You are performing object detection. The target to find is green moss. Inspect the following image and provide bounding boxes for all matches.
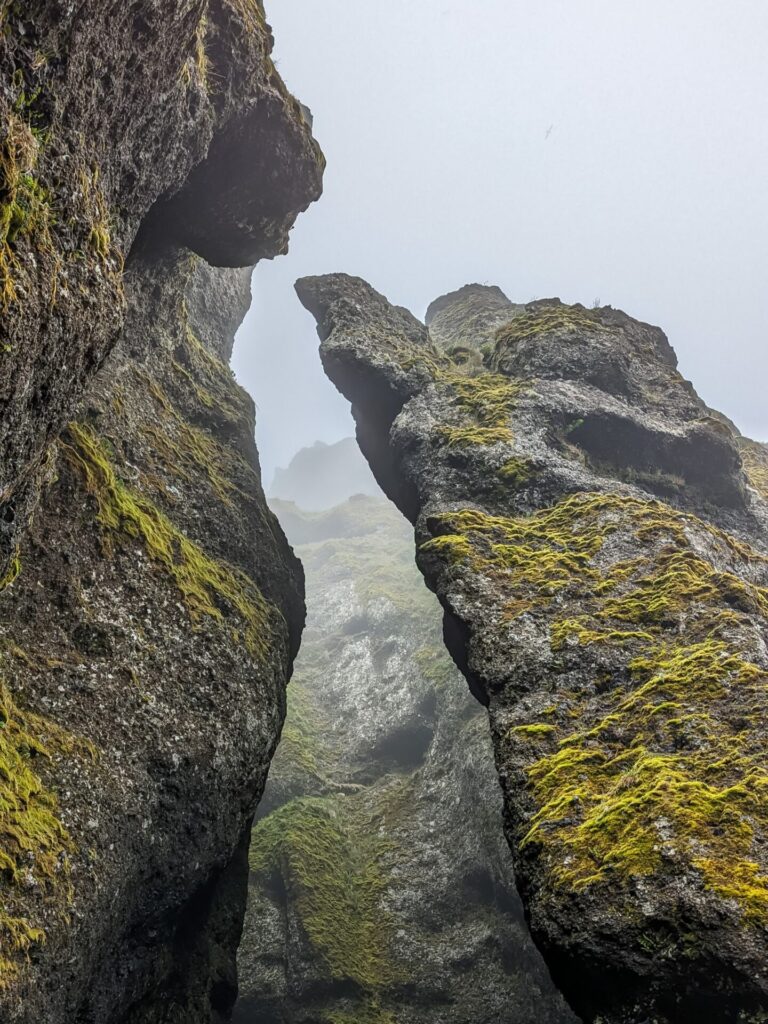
[249,797,397,990]
[435,371,523,448]
[0,551,20,591]
[62,422,277,660]
[494,304,606,350]
[422,492,768,922]
[498,457,535,486]
[0,679,92,985]
[0,111,52,309]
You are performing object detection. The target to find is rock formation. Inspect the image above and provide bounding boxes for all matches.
[0,3,323,1020]
[269,437,382,511]
[235,483,576,1024]
[297,274,768,1024]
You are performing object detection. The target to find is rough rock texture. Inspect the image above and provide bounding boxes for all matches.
[0,0,323,577]
[298,274,768,1024]
[234,485,576,1024]
[0,2,323,1018]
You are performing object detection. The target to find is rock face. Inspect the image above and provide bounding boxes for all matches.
[0,3,323,1020]
[234,484,576,1024]
[0,0,323,578]
[297,275,768,1024]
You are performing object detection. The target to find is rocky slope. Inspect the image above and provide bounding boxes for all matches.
[0,3,323,1020]
[234,487,576,1024]
[297,275,768,1024]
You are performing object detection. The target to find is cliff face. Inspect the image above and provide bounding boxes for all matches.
[297,275,768,1024]
[235,489,576,1024]
[0,0,323,578]
[0,3,323,1020]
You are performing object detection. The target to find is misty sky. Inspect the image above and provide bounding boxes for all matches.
[232,0,768,485]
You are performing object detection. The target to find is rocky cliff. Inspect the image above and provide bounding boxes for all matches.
[0,3,323,1020]
[297,275,768,1024]
[234,488,577,1024]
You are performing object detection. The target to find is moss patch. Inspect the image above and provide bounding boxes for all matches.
[494,303,607,350]
[0,679,90,986]
[62,422,277,660]
[250,797,397,990]
[422,492,768,921]
[739,438,768,500]
[0,110,52,309]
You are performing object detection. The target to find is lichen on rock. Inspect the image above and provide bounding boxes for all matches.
[298,274,768,1024]
[235,486,576,1024]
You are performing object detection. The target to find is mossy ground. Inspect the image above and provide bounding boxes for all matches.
[423,492,768,922]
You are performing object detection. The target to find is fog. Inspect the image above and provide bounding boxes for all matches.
[232,0,768,484]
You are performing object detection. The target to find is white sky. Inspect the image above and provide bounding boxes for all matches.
[233,0,768,483]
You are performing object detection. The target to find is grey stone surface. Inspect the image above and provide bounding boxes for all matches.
[298,273,768,1023]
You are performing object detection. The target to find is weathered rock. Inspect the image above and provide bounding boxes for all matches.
[0,2,324,1014]
[0,0,323,575]
[269,437,382,510]
[298,274,768,1024]
[235,485,577,1024]
[0,246,306,1022]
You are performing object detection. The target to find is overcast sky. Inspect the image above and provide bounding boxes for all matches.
[233,0,768,484]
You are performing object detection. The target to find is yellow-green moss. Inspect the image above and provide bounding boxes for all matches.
[512,723,556,738]
[171,322,252,425]
[435,371,523,448]
[324,1003,396,1024]
[141,373,244,508]
[250,797,397,990]
[275,677,339,787]
[498,457,535,487]
[0,551,20,591]
[739,438,768,500]
[0,679,88,985]
[0,111,52,309]
[62,422,277,660]
[422,492,768,921]
[494,304,607,349]
[78,165,119,268]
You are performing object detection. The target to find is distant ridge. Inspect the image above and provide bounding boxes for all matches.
[269,437,382,511]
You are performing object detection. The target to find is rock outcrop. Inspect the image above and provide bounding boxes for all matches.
[0,3,323,1020]
[298,274,768,1024]
[235,485,576,1024]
